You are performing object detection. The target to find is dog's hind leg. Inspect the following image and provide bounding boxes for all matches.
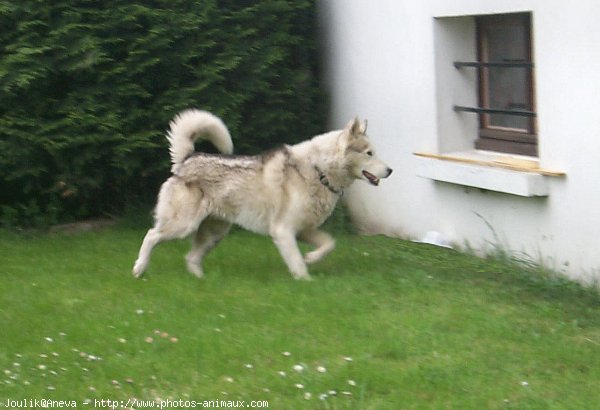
[270,226,311,280]
[133,177,209,277]
[133,227,165,278]
[186,218,231,278]
[133,220,205,278]
[299,229,336,265]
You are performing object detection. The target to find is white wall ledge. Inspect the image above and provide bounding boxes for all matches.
[414,151,564,197]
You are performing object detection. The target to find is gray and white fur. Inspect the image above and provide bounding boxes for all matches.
[133,109,392,280]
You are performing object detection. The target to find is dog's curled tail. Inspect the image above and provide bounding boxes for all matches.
[166,109,233,172]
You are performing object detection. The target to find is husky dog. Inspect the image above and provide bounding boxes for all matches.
[133,109,392,280]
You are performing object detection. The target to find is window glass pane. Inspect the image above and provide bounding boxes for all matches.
[485,21,530,130]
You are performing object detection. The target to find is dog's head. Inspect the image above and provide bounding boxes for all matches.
[339,117,393,186]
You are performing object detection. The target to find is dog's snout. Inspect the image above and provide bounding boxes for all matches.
[385,167,393,177]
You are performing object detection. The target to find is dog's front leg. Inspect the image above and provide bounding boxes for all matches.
[300,229,335,265]
[270,227,312,280]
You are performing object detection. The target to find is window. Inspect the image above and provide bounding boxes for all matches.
[454,13,537,156]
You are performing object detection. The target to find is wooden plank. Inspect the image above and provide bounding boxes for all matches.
[414,152,566,177]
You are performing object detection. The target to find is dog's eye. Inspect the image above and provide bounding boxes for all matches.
[366,150,373,156]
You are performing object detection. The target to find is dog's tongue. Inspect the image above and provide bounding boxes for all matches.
[362,171,380,186]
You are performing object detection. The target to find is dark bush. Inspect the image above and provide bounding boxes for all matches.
[0,0,326,227]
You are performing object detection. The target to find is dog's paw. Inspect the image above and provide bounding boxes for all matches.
[132,262,145,278]
[304,251,322,265]
[186,263,205,279]
[293,273,314,281]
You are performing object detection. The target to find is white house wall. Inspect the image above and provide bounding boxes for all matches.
[318,0,600,282]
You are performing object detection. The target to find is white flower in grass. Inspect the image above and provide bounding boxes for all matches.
[294,383,304,389]
[328,390,337,396]
[244,363,253,369]
[224,376,234,383]
[316,366,327,373]
[520,381,529,387]
[343,356,353,362]
[342,391,352,396]
[136,309,144,315]
[277,371,286,377]
[45,337,54,343]
[47,386,55,391]
[303,392,312,400]
[347,379,357,386]
[282,351,291,357]
[293,364,304,373]
[318,393,328,400]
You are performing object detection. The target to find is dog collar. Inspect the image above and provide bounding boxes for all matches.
[315,167,343,196]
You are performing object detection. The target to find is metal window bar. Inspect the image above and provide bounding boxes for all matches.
[454,105,536,117]
[453,60,536,117]
[453,61,534,68]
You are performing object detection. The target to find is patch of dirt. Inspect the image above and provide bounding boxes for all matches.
[49,218,117,234]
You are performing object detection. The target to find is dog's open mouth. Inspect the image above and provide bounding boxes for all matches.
[362,170,380,186]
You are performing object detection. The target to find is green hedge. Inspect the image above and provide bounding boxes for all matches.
[0,0,326,227]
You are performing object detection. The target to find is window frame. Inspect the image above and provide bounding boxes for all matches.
[474,12,537,156]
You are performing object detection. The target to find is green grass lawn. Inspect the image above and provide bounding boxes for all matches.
[1,222,599,409]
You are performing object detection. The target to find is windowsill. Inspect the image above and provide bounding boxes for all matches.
[414,150,565,197]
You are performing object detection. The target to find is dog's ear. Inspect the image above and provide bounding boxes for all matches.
[360,119,368,134]
[345,117,362,137]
